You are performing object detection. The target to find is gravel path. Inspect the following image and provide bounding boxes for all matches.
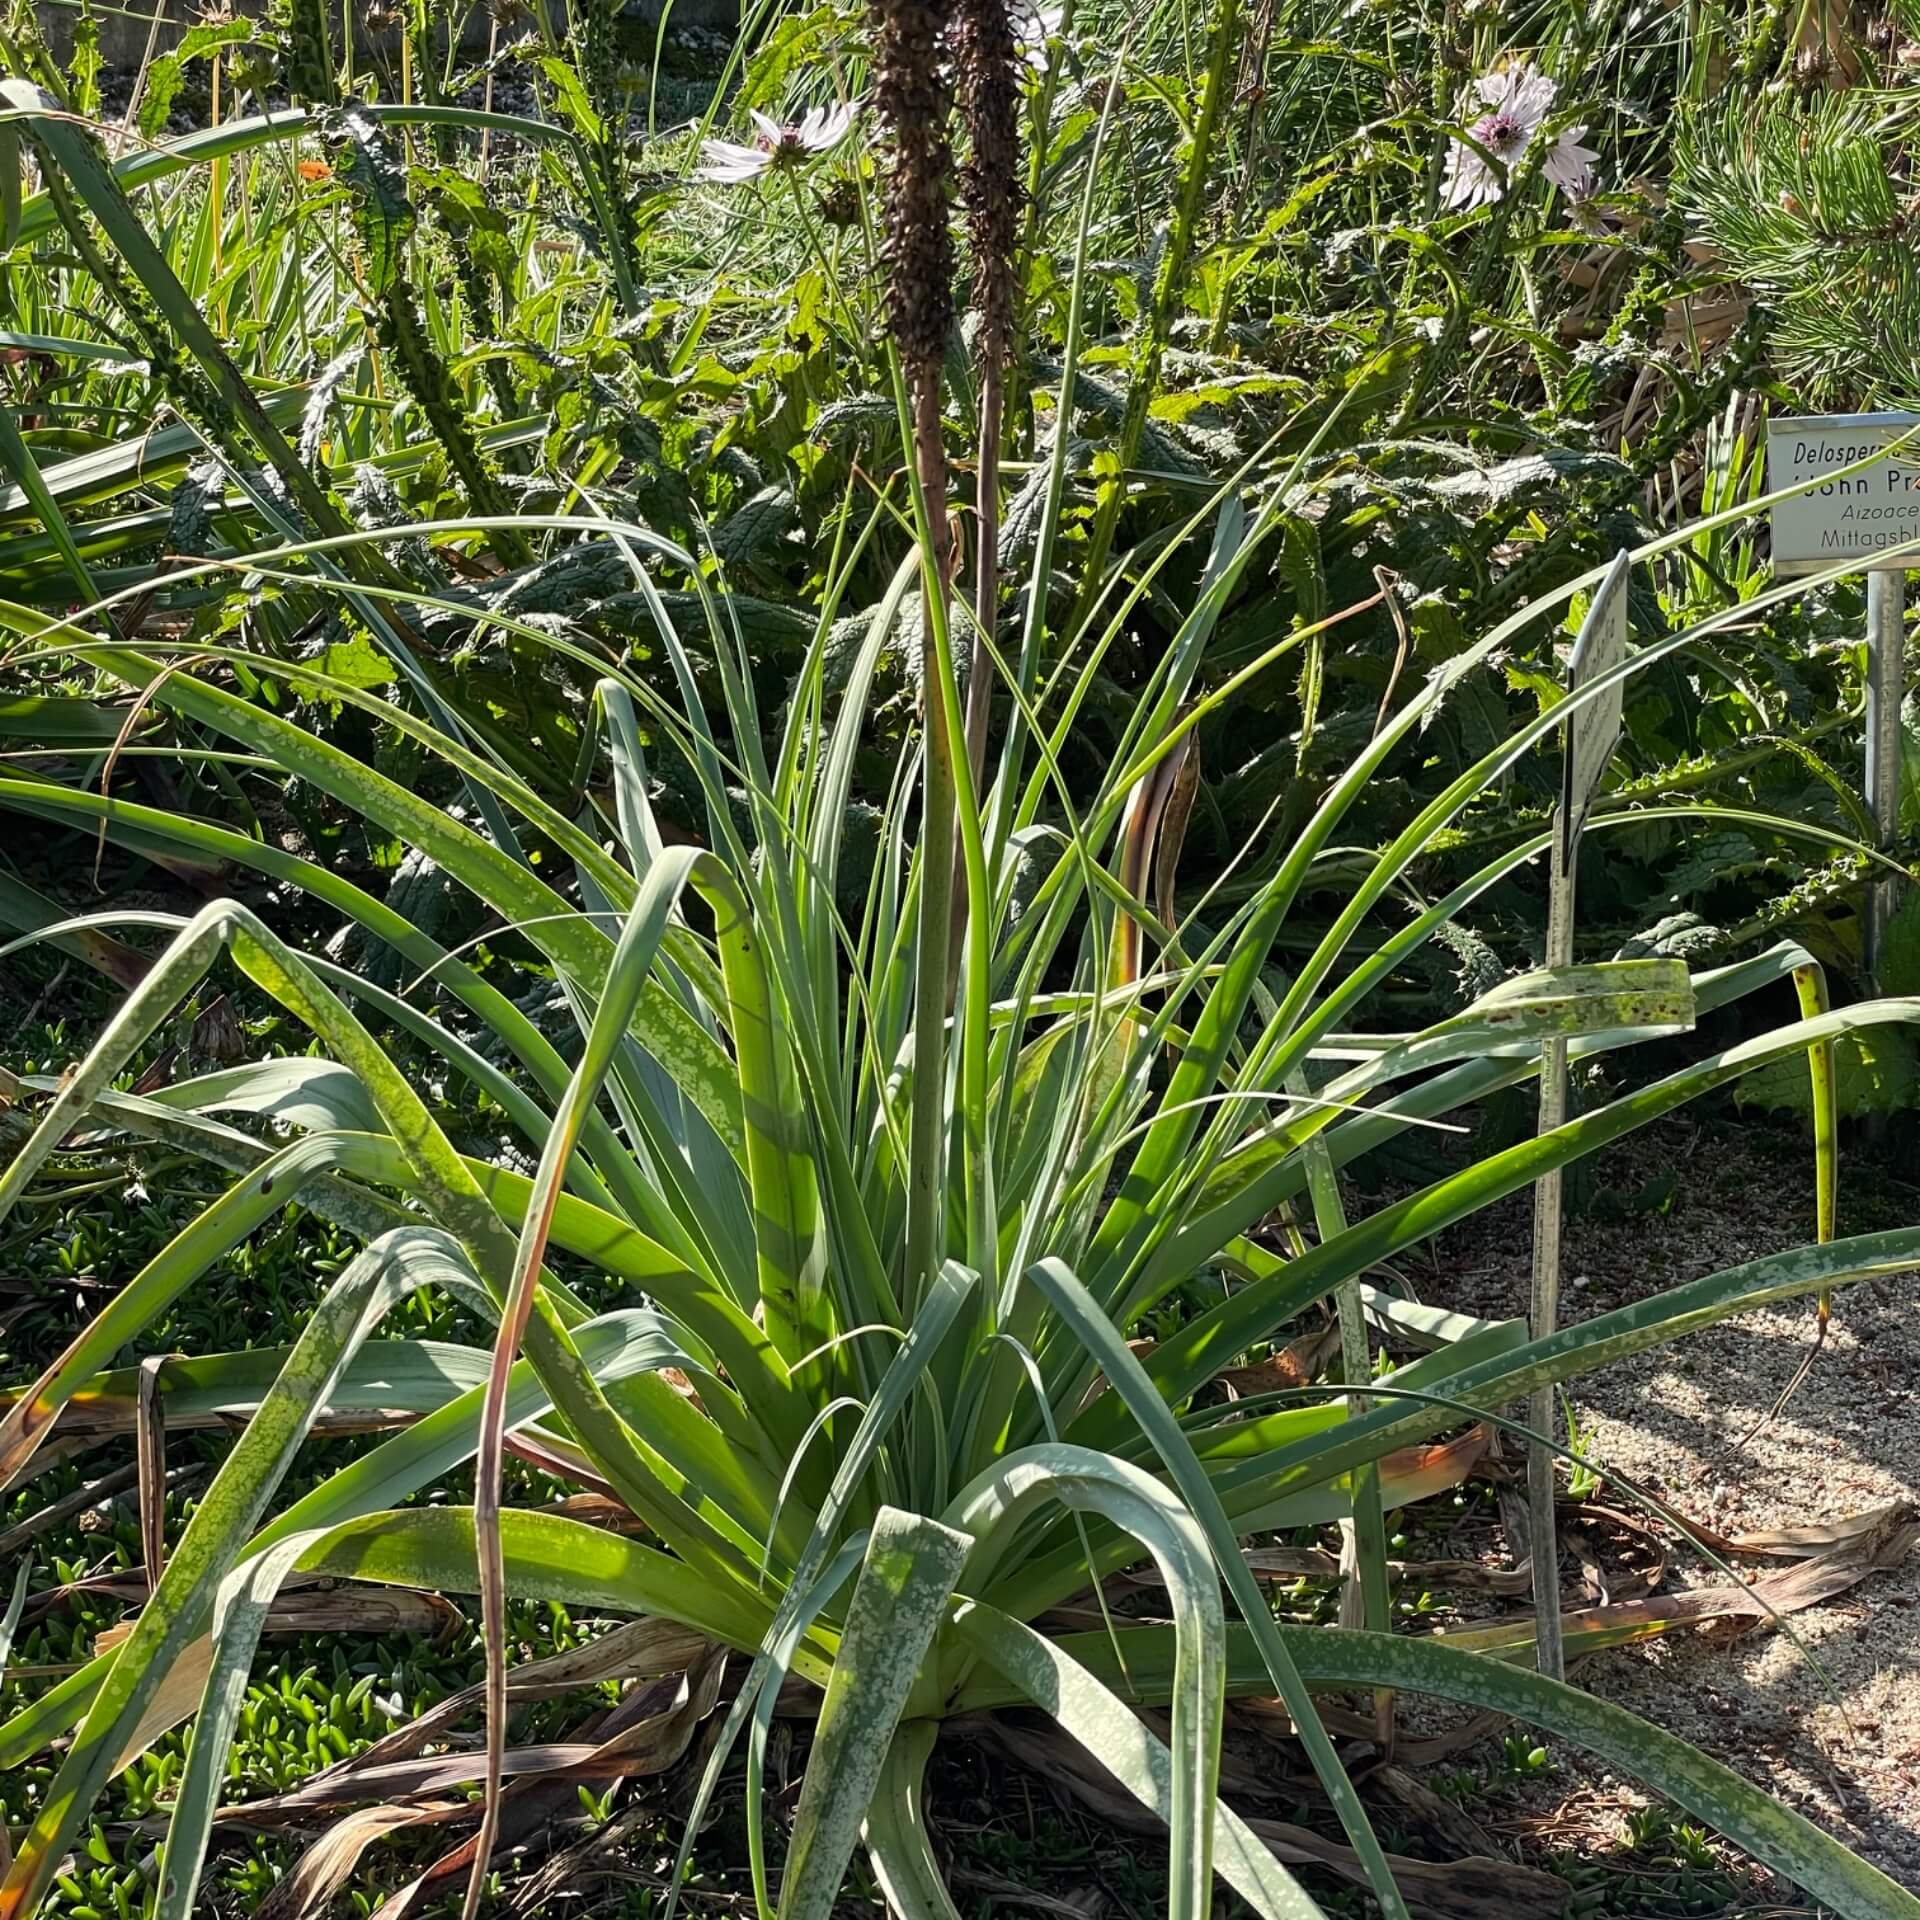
[1414,1119,1920,1890]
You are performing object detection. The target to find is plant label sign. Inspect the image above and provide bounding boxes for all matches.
[1767,412,1920,572]
[1561,550,1629,847]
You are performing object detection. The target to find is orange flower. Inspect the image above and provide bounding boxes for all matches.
[297,158,331,183]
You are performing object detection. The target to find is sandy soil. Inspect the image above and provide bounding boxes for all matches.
[1410,1118,1920,1890]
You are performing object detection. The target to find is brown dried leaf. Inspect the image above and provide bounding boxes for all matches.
[111,1633,212,1776]
[231,1743,614,1816]
[0,1387,425,1467]
[257,1802,467,1920]
[1439,1501,1919,1658]
[382,1651,727,1920]
[52,1575,458,1643]
[1153,732,1200,935]
[657,1365,704,1411]
[1215,1324,1340,1398]
[544,1491,649,1532]
[1071,1338,1159,1416]
[0,1461,207,1561]
[134,1355,171,1586]
[1708,1498,1913,1561]
[952,1866,1107,1916]
[1369,1765,1513,1865]
[502,1429,622,1499]
[315,1614,710,1776]
[91,1589,459,1777]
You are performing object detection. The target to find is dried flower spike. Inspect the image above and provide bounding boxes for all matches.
[951,0,1024,791]
[953,0,1022,374]
[871,0,957,378]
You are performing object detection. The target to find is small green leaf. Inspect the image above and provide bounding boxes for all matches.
[326,108,416,296]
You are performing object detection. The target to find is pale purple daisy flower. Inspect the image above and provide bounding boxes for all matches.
[696,101,859,184]
[1544,123,1599,201]
[1441,65,1595,210]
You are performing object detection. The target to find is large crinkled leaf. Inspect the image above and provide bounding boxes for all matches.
[324,108,416,295]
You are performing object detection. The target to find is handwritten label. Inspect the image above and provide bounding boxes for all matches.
[1768,414,1920,572]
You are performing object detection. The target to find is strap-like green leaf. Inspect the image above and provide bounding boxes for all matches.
[952,1601,1322,1920]
[962,1624,1920,1920]
[944,1443,1231,1920]
[0,1130,380,1486]
[37,654,748,1159]
[1023,1258,1409,1920]
[1116,999,1920,1422]
[862,1723,964,1920]
[0,1228,468,1919]
[778,1510,973,1920]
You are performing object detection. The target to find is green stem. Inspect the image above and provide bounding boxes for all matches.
[781,170,866,364]
[1065,0,1239,638]
[893,355,959,1312]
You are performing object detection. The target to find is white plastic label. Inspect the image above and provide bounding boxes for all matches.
[1768,413,1920,572]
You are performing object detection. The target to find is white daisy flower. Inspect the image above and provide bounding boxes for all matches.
[696,101,859,184]
[1014,0,1066,70]
[1441,65,1593,210]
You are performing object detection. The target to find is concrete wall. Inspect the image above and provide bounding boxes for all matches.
[35,2,736,71]
[38,3,461,67]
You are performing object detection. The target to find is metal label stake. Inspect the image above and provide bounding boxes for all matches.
[1864,568,1906,980]
[1528,549,1628,1683]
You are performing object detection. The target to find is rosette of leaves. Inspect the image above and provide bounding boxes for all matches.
[0,487,1914,1920]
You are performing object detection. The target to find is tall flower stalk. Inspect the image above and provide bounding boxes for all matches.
[872,0,956,514]
[870,0,964,1301]
[953,0,1022,790]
